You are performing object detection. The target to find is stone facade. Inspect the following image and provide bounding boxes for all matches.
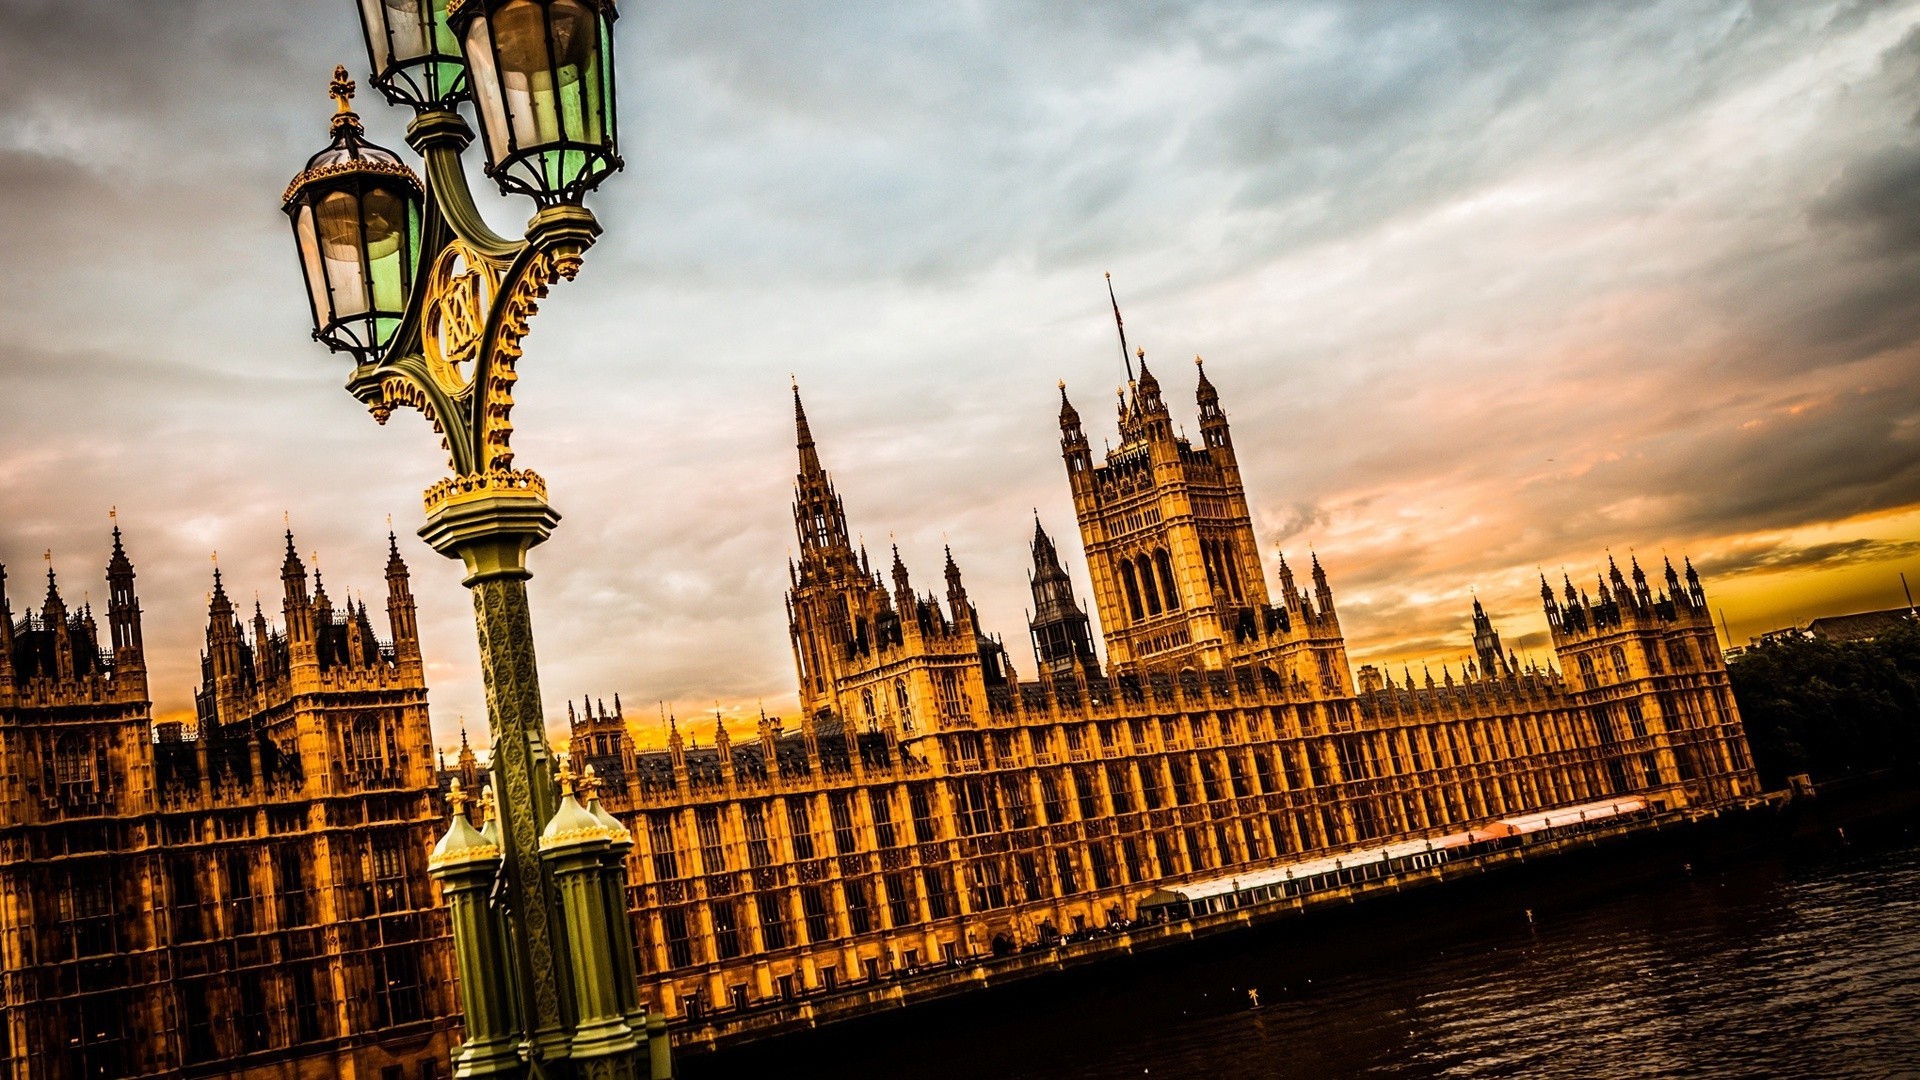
[0,530,456,1079]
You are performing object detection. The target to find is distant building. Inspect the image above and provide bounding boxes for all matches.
[1806,607,1916,643]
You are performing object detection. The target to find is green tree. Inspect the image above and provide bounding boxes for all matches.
[1728,619,1920,787]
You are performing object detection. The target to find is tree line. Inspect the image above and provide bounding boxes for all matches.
[1728,618,1920,788]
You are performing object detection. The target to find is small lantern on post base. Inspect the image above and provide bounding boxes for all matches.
[449,0,621,205]
[282,67,425,362]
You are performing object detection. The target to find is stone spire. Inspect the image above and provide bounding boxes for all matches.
[790,381,854,568]
[385,530,422,672]
[105,519,144,665]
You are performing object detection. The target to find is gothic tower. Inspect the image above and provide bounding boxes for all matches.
[1026,517,1101,682]
[1471,597,1510,679]
[1061,283,1307,676]
[0,532,160,1077]
[784,385,998,752]
[1543,556,1758,805]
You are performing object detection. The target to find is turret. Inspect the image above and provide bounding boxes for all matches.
[205,566,246,699]
[457,725,480,790]
[1059,383,1091,476]
[0,564,14,696]
[1027,517,1101,682]
[1630,556,1652,608]
[1684,557,1705,607]
[890,545,912,611]
[667,714,686,785]
[1310,552,1334,615]
[44,565,74,681]
[1277,552,1301,610]
[1471,597,1509,678]
[105,523,143,668]
[1195,356,1230,450]
[1664,557,1683,601]
[943,546,969,626]
[385,531,423,674]
[713,714,733,785]
[1541,574,1561,630]
[1134,354,1166,420]
[281,532,319,677]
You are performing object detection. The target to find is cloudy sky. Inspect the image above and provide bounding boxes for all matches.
[5,1,1920,754]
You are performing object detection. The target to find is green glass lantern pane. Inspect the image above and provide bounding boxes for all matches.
[600,9,616,137]
[551,1,597,140]
[494,1,561,150]
[317,190,371,319]
[431,0,460,55]
[406,199,423,279]
[362,187,411,316]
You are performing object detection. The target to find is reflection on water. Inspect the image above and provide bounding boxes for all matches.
[692,831,1920,1080]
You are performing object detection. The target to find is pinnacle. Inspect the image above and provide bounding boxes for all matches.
[792,381,814,450]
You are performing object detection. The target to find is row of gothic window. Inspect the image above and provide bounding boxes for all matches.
[1119,549,1180,623]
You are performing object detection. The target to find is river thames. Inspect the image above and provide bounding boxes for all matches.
[692,821,1920,1079]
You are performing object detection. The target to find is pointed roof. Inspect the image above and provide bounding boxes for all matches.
[792,379,826,483]
[43,561,65,618]
[1031,514,1060,568]
[1135,350,1159,393]
[108,521,133,577]
[1058,380,1081,427]
[386,530,408,576]
[209,564,234,620]
[1194,354,1215,392]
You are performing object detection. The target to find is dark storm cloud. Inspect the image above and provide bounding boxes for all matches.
[5,2,1920,739]
[1697,536,1920,577]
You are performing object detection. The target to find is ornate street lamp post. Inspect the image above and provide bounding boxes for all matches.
[281,3,661,1077]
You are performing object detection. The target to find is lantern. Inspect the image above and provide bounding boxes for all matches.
[358,0,470,109]
[449,0,621,204]
[282,67,425,361]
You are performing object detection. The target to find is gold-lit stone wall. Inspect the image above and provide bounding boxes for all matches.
[0,533,456,1079]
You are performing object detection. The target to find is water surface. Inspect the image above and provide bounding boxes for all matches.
[693,829,1920,1079]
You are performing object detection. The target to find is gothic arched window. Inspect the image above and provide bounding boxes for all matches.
[1120,563,1144,622]
[53,735,97,803]
[1154,549,1180,611]
[1609,646,1629,681]
[345,715,386,779]
[1138,556,1163,617]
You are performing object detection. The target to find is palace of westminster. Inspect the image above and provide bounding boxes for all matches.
[0,339,1760,1076]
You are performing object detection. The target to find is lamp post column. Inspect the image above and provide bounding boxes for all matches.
[420,486,576,1068]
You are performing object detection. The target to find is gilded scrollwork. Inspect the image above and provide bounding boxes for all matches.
[480,249,563,475]
[422,240,506,397]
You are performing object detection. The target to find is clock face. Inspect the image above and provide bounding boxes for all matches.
[422,240,500,396]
